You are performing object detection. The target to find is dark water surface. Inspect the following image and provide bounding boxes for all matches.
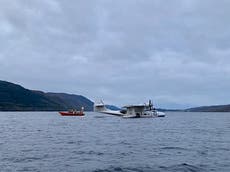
[0,112,230,172]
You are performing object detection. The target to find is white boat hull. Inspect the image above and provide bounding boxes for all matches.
[122,114,157,118]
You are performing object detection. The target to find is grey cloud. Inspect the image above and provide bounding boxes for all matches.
[0,0,230,108]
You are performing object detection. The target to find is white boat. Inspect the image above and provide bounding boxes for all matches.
[122,100,165,118]
[94,100,165,118]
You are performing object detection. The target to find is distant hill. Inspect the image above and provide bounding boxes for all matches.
[156,108,183,112]
[46,92,93,111]
[186,104,230,112]
[0,80,93,111]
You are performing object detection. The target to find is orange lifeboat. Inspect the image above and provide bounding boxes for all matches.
[59,107,84,116]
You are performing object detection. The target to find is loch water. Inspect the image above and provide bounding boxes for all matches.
[0,112,230,172]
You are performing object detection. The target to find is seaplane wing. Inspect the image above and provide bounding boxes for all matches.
[94,101,123,116]
[100,109,123,116]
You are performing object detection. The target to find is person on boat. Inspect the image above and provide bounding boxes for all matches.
[68,109,75,113]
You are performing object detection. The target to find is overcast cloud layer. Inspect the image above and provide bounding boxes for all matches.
[1,0,230,108]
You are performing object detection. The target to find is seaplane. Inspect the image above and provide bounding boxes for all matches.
[94,100,165,118]
[93,100,123,116]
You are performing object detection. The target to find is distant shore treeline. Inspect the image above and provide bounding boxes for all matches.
[185,105,230,112]
[0,80,93,111]
[1,80,230,112]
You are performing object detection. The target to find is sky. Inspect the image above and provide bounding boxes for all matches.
[0,0,230,109]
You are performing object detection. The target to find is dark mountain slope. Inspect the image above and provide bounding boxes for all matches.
[0,81,63,111]
[186,104,230,112]
[0,80,93,111]
[46,93,93,111]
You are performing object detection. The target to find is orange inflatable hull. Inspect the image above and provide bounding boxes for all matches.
[59,111,84,116]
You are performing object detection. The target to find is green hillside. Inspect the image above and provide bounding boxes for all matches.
[0,80,93,111]
[186,104,230,112]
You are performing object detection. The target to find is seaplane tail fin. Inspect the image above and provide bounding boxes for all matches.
[94,100,108,112]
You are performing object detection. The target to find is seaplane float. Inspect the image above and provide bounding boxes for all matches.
[94,100,165,118]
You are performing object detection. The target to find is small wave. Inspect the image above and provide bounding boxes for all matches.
[197,150,208,156]
[92,166,153,172]
[13,157,42,163]
[88,150,104,156]
[17,167,40,172]
[72,150,104,156]
[160,163,204,172]
[21,149,34,153]
[94,116,108,119]
[67,141,76,144]
[3,154,49,163]
[214,147,230,151]
[161,146,189,151]
[91,164,204,172]
[119,140,132,146]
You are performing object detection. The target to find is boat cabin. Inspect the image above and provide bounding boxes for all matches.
[123,104,146,117]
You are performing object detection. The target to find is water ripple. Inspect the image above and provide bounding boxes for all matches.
[93,164,204,172]
[0,112,230,172]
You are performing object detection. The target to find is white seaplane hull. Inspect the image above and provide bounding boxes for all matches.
[94,100,165,118]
